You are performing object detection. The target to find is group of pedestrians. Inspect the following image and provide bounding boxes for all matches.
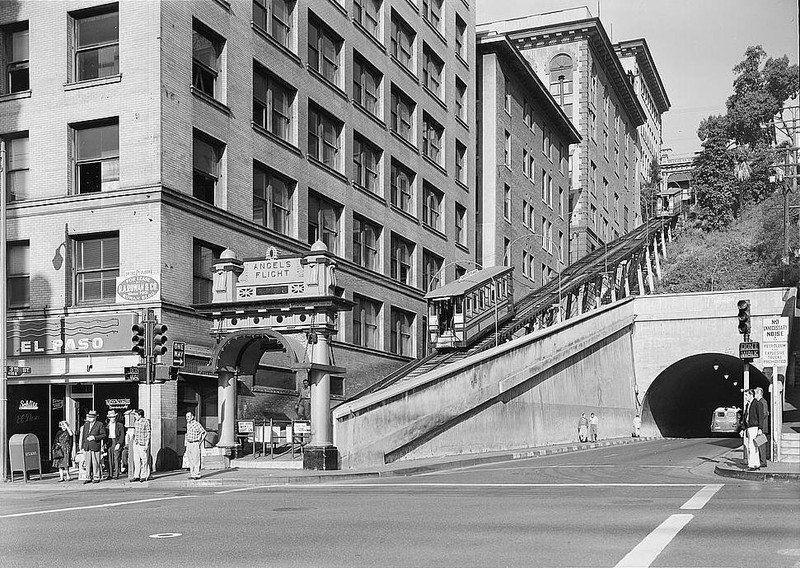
[576,412,601,442]
[741,387,770,471]
[50,408,154,484]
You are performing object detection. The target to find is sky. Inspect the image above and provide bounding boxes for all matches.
[476,0,800,157]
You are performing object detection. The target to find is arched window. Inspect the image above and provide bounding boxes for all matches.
[549,54,574,118]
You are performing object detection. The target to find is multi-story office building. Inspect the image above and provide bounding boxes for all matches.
[614,39,671,224]
[478,8,648,263]
[1,0,475,465]
[476,34,580,296]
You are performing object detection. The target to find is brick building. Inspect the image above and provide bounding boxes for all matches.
[1,0,475,467]
[478,8,649,263]
[476,34,580,297]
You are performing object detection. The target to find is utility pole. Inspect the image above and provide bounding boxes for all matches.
[1,140,7,482]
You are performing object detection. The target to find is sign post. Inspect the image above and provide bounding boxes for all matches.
[762,316,789,462]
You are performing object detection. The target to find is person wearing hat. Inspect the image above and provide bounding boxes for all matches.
[105,410,125,480]
[78,410,107,484]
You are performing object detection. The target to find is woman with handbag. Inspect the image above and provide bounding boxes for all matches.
[53,420,74,482]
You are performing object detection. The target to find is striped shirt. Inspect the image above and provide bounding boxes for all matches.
[134,417,151,446]
[186,419,206,443]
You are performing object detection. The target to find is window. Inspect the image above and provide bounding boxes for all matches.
[192,20,224,99]
[559,231,565,263]
[72,8,118,82]
[504,131,511,166]
[422,114,443,165]
[543,126,550,157]
[7,241,29,308]
[549,54,573,118]
[522,198,529,227]
[3,23,28,93]
[75,234,119,304]
[455,203,466,245]
[74,120,119,194]
[590,204,597,229]
[422,0,442,31]
[353,54,381,117]
[423,46,443,98]
[603,177,609,209]
[455,15,466,59]
[354,0,381,38]
[522,149,529,178]
[504,75,511,114]
[4,134,29,202]
[522,251,528,277]
[390,233,414,285]
[541,171,547,203]
[353,133,381,193]
[423,250,443,291]
[455,140,467,184]
[308,15,342,85]
[253,163,293,235]
[623,205,629,232]
[589,109,596,141]
[390,307,414,356]
[193,241,222,304]
[353,295,380,348]
[559,187,564,218]
[590,161,597,195]
[193,132,223,205]
[455,78,467,122]
[353,215,380,271]
[308,191,341,254]
[503,184,511,220]
[523,101,532,129]
[308,103,342,170]
[503,237,510,266]
[390,12,414,71]
[604,88,610,124]
[391,160,414,214]
[603,130,609,159]
[422,182,443,231]
[614,192,620,222]
[253,64,295,142]
[253,0,295,49]
[391,86,415,143]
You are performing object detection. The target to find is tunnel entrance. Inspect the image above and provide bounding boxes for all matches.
[642,353,770,438]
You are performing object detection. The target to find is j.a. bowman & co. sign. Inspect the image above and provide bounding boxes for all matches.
[116,271,161,303]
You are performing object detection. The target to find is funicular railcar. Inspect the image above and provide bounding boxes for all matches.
[424,266,515,350]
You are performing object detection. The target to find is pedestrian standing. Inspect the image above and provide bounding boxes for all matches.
[78,410,107,484]
[741,390,763,471]
[589,412,599,442]
[184,412,207,480]
[105,410,125,480]
[296,379,311,421]
[577,413,589,442]
[132,409,151,482]
[754,387,770,467]
[632,414,642,438]
[124,410,137,481]
[53,420,74,482]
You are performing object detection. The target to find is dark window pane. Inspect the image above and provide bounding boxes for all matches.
[193,171,216,204]
[77,12,118,47]
[78,162,102,194]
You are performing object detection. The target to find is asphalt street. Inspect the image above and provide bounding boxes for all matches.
[1,438,798,568]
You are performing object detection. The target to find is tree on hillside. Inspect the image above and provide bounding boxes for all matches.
[640,158,661,220]
[692,46,799,231]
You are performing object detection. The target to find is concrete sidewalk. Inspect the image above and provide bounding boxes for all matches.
[1,436,659,491]
[714,449,800,482]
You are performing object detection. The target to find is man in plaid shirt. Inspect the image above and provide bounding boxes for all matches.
[132,409,151,482]
[184,412,207,479]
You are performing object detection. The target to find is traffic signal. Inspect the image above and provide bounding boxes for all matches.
[737,299,751,336]
[131,323,146,357]
[152,323,168,357]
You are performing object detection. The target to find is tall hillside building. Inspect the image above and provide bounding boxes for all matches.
[476,35,580,296]
[478,8,648,263]
[0,0,475,465]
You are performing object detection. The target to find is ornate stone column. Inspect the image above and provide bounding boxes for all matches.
[217,367,237,449]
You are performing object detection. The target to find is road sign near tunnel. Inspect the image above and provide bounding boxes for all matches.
[739,341,760,360]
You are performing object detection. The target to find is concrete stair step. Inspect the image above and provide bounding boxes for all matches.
[780,455,800,462]
[781,433,800,440]
[781,440,800,449]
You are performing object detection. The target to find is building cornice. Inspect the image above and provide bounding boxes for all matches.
[613,38,671,114]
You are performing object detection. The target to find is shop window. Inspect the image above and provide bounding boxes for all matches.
[73,119,119,194]
[71,6,118,82]
[193,240,222,304]
[75,233,119,304]
[7,240,29,308]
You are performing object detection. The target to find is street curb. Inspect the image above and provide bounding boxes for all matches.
[713,465,800,483]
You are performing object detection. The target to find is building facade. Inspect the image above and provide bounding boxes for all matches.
[476,35,580,297]
[478,8,647,263]
[614,39,671,224]
[1,0,476,466]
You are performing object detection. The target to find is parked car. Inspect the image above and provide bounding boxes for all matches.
[710,407,741,434]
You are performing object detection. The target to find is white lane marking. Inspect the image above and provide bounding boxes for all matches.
[259,482,707,489]
[680,484,723,510]
[640,465,690,469]
[149,533,182,539]
[421,464,618,475]
[614,514,693,568]
[215,484,288,494]
[0,495,192,519]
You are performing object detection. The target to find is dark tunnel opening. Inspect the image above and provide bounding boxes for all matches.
[642,353,770,438]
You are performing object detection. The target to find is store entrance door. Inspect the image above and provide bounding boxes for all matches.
[68,386,94,430]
